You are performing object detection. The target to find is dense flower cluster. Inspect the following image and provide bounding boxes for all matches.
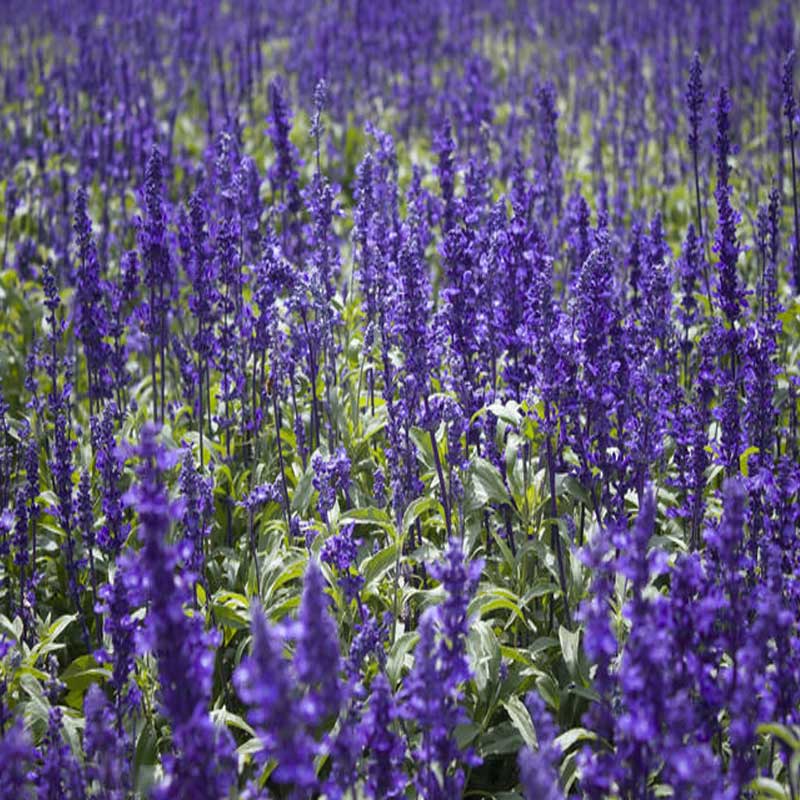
[0,1,798,798]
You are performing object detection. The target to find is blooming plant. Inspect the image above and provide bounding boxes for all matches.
[0,1,798,798]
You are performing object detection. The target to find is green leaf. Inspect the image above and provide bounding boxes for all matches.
[502,695,537,749]
[467,621,501,697]
[567,684,601,703]
[521,581,561,603]
[471,400,522,428]
[212,602,250,631]
[262,556,306,603]
[361,543,399,588]
[402,496,443,535]
[61,655,109,694]
[558,475,592,508]
[536,674,561,712]
[749,777,790,799]
[133,721,159,794]
[757,723,800,752]
[478,721,524,757]
[360,413,387,443]
[740,446,759,478]
[387,631,418,686]
[339,506,394,532]
[291,467,315,514]
[471,457,511,506]
[554,727,597,752]
[559,625,581,682]
[491,529,517,571]
[44,614,76,643]
[29,615,76,664]
[0,613,22,642]
[211,707,256,737]
[526,636,561,656]
[237,736,265,758]
[469,589,525,622]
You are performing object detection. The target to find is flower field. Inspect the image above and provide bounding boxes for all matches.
[1,1,800,797]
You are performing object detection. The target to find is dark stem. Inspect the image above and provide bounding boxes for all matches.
[223,294,232,547]
[2,218,9,270]
[425,416,453,539]
[545,407,572,627]
[692,149,713,309]
[88,544,101,640]
[788,115,800,292]
[159,288,166,424]
[197,321,205,472]
[149,288,158,421]
[248,508,261,589]
[271,382,292,534]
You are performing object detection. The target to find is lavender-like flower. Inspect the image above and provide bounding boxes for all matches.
[677,224,704,345]
[83,685,127,798]
[0,719,35,798]
[77,469,100,638]
[686,52,704,162]
[2,179,17,270]
[37,682,85,800]
[95,567,139,730]
[518,693,563,800]
[235,600,318,789]
[535,81,563,221]
[91,403,127,555]
[361,674,406,799]
[139,146,172,423]
[293,558,344,722]
[178,449,213,580]
[684,49,711,314]
[186,190,218,465]
[125,424,235,800]
[321,522,364,602]
[401,540,483,798]
[73,186,111,407]
[783,50,800,291]
[236,559,343,791]
[50,408,91,648]
[712,87,745,333]
[435,119,456,234]
[267,79,303,228]
[312,447,351,523]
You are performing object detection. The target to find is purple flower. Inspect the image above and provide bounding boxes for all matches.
[361,674,406,799]
[95,567,139,728]
[685,52,704,159]
[783,50,800,290]
[373,466,386,507]
[37,704,85,799]
[400,540,483,798]
[235,601,318,789]
[0,719,35,798]
[73,186,111,404]
[125,424,235,800]
[293,559,344,722]
[535,81,563,220]
[83,685,127,798]
[178,449,213,578]
[312,447,351,521]
[518,693,563,800]
[321,522,364,602]
[267,79,303,221]
[435,119,456,234]
[138,146,173,422]
[677,223,704,337]
[712,87,745,330]
[90,403,127,555]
